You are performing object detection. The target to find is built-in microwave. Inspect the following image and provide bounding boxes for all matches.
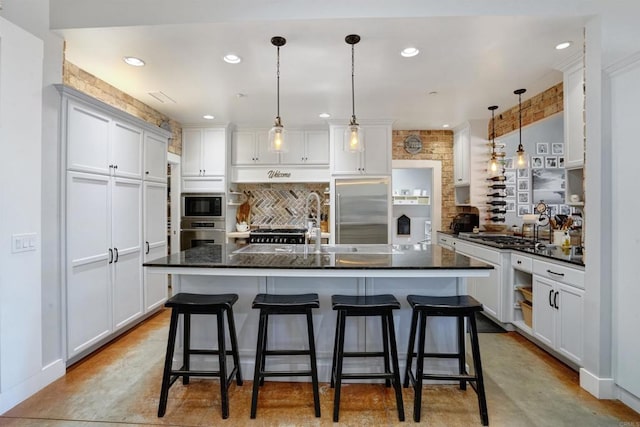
[181,193,225,219]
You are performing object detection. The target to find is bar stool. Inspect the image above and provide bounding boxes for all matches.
[158,293,242,419]
[403,294,488,425]
[250,293,321,418]
[330,294,405,422]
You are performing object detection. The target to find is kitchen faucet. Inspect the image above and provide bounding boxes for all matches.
[305,192,322,253]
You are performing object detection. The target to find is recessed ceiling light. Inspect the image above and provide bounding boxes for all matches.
[555,41,572,50]
[203,115,215,120]
[223,54,242,64]
[401,47,420,58]
[442,124,450,128]
[123,56,145,67]
[319,113,331,119]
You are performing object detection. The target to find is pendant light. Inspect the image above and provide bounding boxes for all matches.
[514,88,529,168]
[487,105,500,176]
[268,36,287,152]
[344,34,364,152]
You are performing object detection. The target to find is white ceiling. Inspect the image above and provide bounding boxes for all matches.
[57,15,585,129]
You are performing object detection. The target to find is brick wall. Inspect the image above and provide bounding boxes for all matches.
[63,60,183,155]
[491,82,563,138]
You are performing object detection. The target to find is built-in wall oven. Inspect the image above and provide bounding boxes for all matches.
[181,193,226,250]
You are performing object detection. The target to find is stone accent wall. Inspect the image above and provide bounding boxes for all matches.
[63,60,183,155]
[491,82,563,138]
[236,183,329,227]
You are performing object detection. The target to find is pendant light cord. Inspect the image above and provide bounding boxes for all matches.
[276,44,281,120]
[518,92,522,149]
[351,42,356,121]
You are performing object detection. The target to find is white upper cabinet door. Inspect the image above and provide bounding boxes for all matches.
[66,100,111,175]
[111,121,143,179]
[182,128,204,176]
[361,125,391,175]
[232,131,257,165]
[304,130,329,164]
[280,130,306,164]
[563,58,585,169]
[201,128,226,176]
[255,130,280,164]
[143,132,168,182]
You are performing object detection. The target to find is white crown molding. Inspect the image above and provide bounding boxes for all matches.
[604,51,640,77]
[553,51,583,72]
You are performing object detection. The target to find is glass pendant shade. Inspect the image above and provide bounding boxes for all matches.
[344,121,364,152]
[268,36,287,153]
[487,105,500,176]
[487,154,500,176]
[269,118,287,152]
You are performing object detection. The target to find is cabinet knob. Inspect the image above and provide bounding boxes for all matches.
[517,260,522,264]
[145,171,149,175]
[202,169,206,175]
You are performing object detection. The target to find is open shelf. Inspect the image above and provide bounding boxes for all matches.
[393,195,430,205]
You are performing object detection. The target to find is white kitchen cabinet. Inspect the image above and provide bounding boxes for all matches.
[60,85,171,362]
[66,99,143,179]
[436,232,457,251]
[280,130,329,165]
[183,127,227,176]
[143,182,168,311]
[330,123,391,175]
[453,124,470,185]
[455,241,506,321]
[532,275,584,365]
[562,57,585,170]
[232,130,279,165]
[143,132,168,182]
[66,172,143,357]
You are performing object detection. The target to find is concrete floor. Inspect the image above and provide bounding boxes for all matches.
[1,309,639,426]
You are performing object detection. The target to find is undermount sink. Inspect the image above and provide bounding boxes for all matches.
[232,244,403,255]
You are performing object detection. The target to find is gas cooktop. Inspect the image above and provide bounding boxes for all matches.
[458,233,537,249]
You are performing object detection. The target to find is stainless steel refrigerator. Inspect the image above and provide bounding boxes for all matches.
[335,178,390,244]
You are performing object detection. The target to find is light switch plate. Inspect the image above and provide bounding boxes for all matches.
[12,233,37,253]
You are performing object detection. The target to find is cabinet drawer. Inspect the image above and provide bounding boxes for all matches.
[533,259,584,289]
[511,253,532,272]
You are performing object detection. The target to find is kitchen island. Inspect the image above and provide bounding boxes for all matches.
[144,243,493,381]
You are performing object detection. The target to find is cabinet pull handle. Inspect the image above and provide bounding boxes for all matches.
[547,269,565,277]
[114,247,119,262]
[553,291,559,309]
[145,171,149,175]
[517,260,522,264]
[108,248,113,264]
[549,289,554,307]
[113,165,118,170]
[145,241,150,254]
[202,169,206,175]
[109,164,114,169]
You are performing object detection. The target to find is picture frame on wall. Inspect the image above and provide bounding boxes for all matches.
[503,158,514,169]
[558,157,565,168]
[517,168,529,179]
[559,204,571,215]
[505,185,516,197]
[518,179,529,191]
[545,156,558,168]
[531,156,544,168]
[504,171,516,184]
[532,168,566,204]
[537,142,549,155]
[518,205,531,216]
[551,143,564,155]
[506,200,516,212]
[518,192,530,204]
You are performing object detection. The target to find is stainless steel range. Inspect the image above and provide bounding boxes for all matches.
[458,233,537,249]
[249,228,307,244]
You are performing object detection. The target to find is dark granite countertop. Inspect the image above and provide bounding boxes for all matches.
[438,231,584,267]
[143,243,493,271]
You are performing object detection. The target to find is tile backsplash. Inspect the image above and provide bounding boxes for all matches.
[236,183,329,227]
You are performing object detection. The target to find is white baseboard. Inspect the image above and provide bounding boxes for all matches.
[0,359,65,414]
[619,387,640,415]
[579,368,616,399]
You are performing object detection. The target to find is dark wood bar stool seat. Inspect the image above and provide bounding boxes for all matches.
[404,294,489,425]
[250,293,321,419]
[330,294,405,422]
[158,293,242,419]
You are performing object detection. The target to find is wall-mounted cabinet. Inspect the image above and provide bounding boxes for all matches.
[232,130,279,165]
[280,130,330,165]
[562,56,585,170]
[453,124,470,185]
[182,127,227,193]
[330,122,391,175]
